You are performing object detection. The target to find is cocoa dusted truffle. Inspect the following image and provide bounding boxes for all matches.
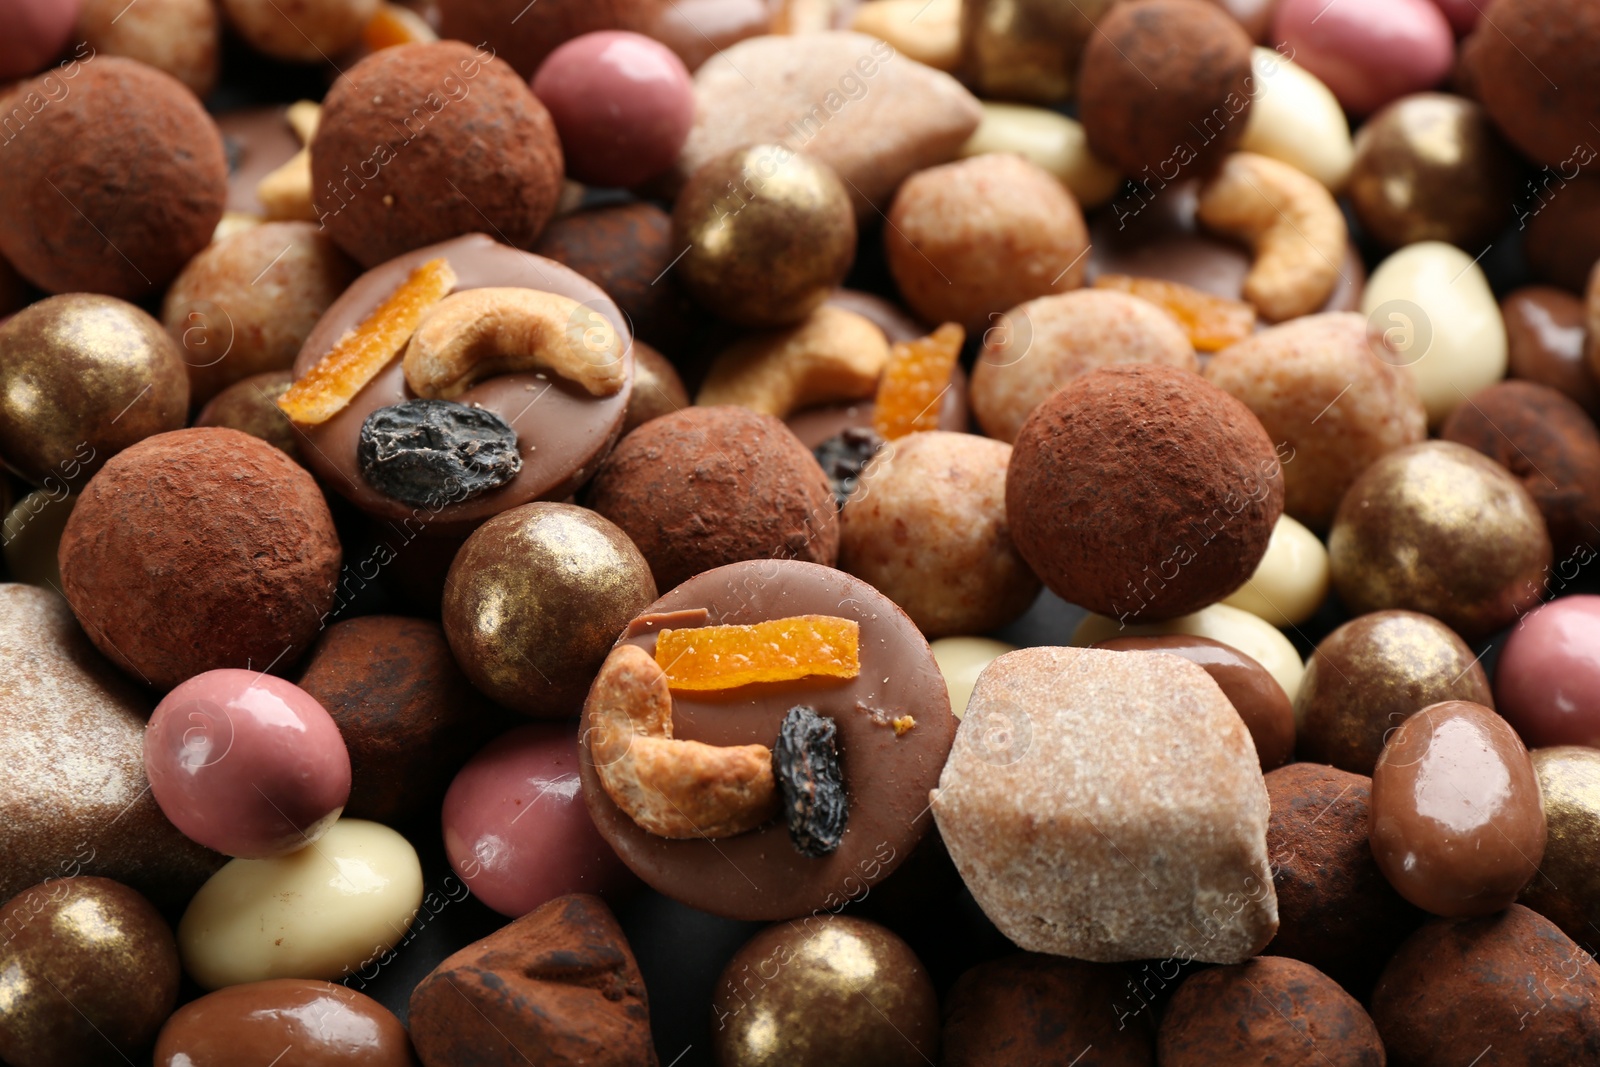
[437,0,657,78]
[0,56,226,299]
[1078,0,1254,179]
[585,406,840,593]
[1005,363,1284,623]
[310,41,564,268]
[1464,0,1600,168]
[58,428,341,691]
[1159,957,1384,1066]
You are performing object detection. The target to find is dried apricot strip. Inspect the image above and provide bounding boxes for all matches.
[1094,274,1256,353]
[655,615,861,692]
[872,322,964,440]
[278,258,458,425]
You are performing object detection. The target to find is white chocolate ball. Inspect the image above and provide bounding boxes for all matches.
[931,636,1018,719]
[1072,602,1306,702]
[1223,514,1330,627]
[1239,48,1353,192]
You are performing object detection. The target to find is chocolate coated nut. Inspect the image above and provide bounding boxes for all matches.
[1494,596,1600,749]
[1502,286,1600,415]
[1370,700,1546,918]
[154,980,415,1067]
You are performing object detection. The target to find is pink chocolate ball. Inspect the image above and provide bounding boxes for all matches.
[1274,0,1454,115]
[144,669,351,859]
[1495,596,1600,748]
[442,723,636,918]
[530,30,694,189]
[0,0,80,80]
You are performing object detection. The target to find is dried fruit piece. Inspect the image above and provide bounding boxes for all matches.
[872,322,964,439]
[655,615,861,692]
[891,715,916,736]
[589,644,779,839]
[813,427,885,509]
[773,705,848,857]
[357,399,521,506]
[1094,274,1256,352]
[362,4,437,51]
[278,257,458,425]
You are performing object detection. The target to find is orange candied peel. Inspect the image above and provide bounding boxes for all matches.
[278,258,457,425]
[655,615,861,692]
[1094,274,1256,353]
[872,323,964,441]
[362,4,438,51]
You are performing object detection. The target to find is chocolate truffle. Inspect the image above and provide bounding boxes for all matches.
[194,370,299,462]
[297,615,504,823]
[437,0,657,77]
[1296,610,1493,775]
[1264,763,1423,994]
[443,502,657,716]
[1441,380,1600,557]
[410,894,654,1067]
[1372,906,1600,1064]
[1504,286,1600,416]
[586,406,840,594]
[154,979,414,1067]
[1006,363,1284,623]
[58,428,342,691]
[310,41,564,267]
[75,0,220,99]
[1524,175,1600,293]
[1465,0,1600,167]
[941,954,1156,1066]
[1158,957,1384,1067]
[1078,0,1254,178]
[0,56,226,298]
[712,916,939,1067]
[0,877,180,1067]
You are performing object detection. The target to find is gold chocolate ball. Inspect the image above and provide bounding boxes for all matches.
[622,341,688,435]
[712,916,939,1067]
[194,370,299,463]
[1521,747,1600,946]
[1295,610,1494,774]
[960,0,1119,102]
[673,145,856,328]
[1349,93,1519,250]
[1329,441,1550,640]
[0,294,189,489]
[442,502,657,716]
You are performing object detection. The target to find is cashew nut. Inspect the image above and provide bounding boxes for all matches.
[1195,152,1348,324]
[257,100,321,223]
[403,287,627,400]
[696,305,891,417]
[588,644,779,840]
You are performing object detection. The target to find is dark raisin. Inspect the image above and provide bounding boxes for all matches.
[357,399,522,507]
[812,427,884,510]
[772,705,848,857]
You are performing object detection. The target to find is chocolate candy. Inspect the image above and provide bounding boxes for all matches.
[358,400,523,506]
[154,979,414,1067]
[1221,514,1331,627]
[1495,597,1600,748]
[1464,0,1600,167]
[813,427,884,509]
[291,235,634,532]
[0,0,79,80]
[195,370,299,462]
[144,670,351,859]
[1503,286,1600,415]
[1273,0,1453,116]
[1095,634,1294,770]
[580,559,953,920]
[1074,602,1307,702]
[1370,701,1546,917]
[0,876,179,1067]
[622,341,689,434]
[1519,747,1600,948]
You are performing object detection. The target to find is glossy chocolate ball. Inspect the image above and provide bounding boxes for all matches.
[622,341,688,434]
[0,876,180,1067]
[443,502,657,716]
[1296,610,1493,775]
[194,370,299,463]
[0,294,189,488]
[1328,441,1551,640]
[1503,286,1599,416]
[1519,746,1600,946]
[1371,700,1546,917]
[154,979,413,1067]
[1348,93,1517,250]
[1497,597,1600,748]
[712,916,939,1067]
[674,144,856,328]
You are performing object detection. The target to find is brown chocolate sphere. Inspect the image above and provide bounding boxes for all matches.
[1465,0,1600,168]
[1520,746,1600,946]
[1328,441,1551,640]
[194,370,298,463]
[1078,0,1254,179]
[1158,957,1384,1067]
[712,916,939,1067]
[674,145,856,328]
[1006,363,1284,623]
[1503,286,1600,416]
[941,953,1156,1066]
[1265,763,1423,996]
[58,428,342,691]
[1349,93,1517,250]
[1525,175,1600,292]
[1372,906,1600,1064]
[622,340,689,434]
[442,502,656,716]
[1296,610,1494,774]
[0,294,189,490]
[438,0,658,77]
[0,877,180,1067]
[0,57,226,299]
[585,406,840,593]
[155,979,414,1067]
[311,41,564,268]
